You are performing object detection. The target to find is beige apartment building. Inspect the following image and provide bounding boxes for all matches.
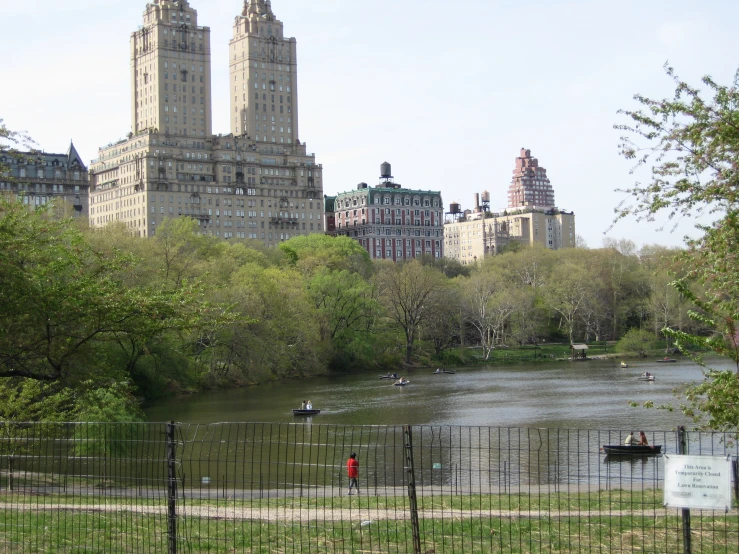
[444,205,576,264]
[89,0,323,244]
[445,149,575,264]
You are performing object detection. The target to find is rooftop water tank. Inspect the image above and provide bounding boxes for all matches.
[380,162,392,179]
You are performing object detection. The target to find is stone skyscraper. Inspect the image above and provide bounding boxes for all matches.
[90,0,324,244]
[130,0,213,138]
[229,0,299,144]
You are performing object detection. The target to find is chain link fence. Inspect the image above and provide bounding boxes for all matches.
[0,422,737,553]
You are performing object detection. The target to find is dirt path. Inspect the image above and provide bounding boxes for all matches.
[0,502,699,522]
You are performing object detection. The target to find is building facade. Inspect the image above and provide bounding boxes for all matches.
[0,143,89,214]
[130,0,213,137]
[229,0,299,142]
[445,148,575,264]
[507,148,555,209]
[326,164,444,261]
[89,0,323,244]
[444,205,576,264]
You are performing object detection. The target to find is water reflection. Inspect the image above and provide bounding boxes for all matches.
[146,358,734,429]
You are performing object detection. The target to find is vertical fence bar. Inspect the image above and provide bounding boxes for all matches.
[678,425,691,554]
[166,421,178,554]
[403,425,422,554]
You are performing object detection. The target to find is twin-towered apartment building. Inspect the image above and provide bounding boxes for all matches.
[89,0,323,244]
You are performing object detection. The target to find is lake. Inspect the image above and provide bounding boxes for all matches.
[144,356,735,430]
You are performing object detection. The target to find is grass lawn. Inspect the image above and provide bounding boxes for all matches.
[1,489,737,553]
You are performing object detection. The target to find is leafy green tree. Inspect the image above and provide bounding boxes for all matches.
[281,234,372,277]
[615,65,739,223]
[421,280,463,355]
[617,66,739,429]
[228,264,325,380]
[462,269,516,359]
[152,217,223,285]
[309,269,378,345]
[375,260,448,364]
[0,198,208,385]
[543,264,592,344]
[617,328,656,358]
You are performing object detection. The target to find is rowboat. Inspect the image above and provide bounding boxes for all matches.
[393,381,410,387]
[292,409,321,416]
[433,369,456,375]
[620,362,629,368]
[379,375,398,380]
[657,358,677,363]
[602,444,662,456]
[639,375,655,381]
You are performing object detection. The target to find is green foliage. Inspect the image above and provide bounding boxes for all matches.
[616,328,656,357]
[615,64,739,223]
[0,379,75,422]
[617,66,739,430]
[72,382,143,458]
[280,234,372,276]
[376,260,449,364]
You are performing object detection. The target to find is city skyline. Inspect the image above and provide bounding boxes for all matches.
[2,0,738,247]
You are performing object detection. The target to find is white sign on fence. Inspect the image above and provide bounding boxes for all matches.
[663,454,732,510]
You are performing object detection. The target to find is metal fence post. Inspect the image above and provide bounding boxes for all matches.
[166,421,178,554]
[403,425,422,554]
[678,425,691,554]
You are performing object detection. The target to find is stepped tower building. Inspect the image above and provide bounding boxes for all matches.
[507,148,555,209]
[89,0,323,244]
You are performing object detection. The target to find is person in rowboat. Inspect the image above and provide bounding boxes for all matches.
[639,431,649,446]
[306,400,313,410]
[301,400,307,410]
[624,431,634,446]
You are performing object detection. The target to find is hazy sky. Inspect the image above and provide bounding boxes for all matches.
[2,0,737,248]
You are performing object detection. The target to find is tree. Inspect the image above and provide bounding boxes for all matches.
[375,261,447,364]
[0,198,206,385]
[0,119,35,176]
[614,65,739,223]
[543,264,592,344]
[421,281,462,356]
[280,234,372,277]
[616,66,739,429]
[648,269,690,352]
[617,328,656,358]
[308,268,379,352]
[226,264,325,380]
[152,217,222,285]
[462,269,516,359]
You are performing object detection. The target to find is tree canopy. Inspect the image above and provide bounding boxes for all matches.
[617,65,739,430]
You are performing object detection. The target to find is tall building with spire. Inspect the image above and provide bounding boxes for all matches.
[229,0,299,143]
[130,0,213,137]
[89,0,323,244]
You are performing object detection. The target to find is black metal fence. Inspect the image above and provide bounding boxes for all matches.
[0,422,737,553]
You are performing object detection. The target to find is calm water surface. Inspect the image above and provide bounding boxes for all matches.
[145,357,735,430]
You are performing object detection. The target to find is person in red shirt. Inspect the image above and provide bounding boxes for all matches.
[346,453,359,495]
